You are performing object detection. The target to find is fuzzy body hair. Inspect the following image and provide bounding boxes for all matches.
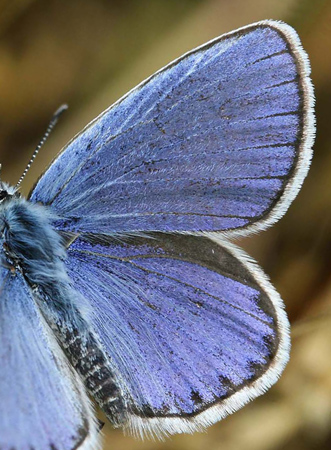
[0,196,90,328]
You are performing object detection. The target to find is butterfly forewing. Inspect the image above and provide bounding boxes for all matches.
[29,21,313,237]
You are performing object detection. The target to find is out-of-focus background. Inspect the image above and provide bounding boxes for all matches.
[0,0,330,449]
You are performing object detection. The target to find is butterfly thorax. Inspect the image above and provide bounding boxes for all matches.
[0,190,67,284]
[0,190,128,427]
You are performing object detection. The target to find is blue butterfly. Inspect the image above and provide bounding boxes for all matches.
[0,20,314,449]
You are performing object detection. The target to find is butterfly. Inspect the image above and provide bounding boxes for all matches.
[0,19,314,450]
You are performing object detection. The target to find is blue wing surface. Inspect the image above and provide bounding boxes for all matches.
[29,21,314,236]
[65,233,289,437]
[0,265,100,450]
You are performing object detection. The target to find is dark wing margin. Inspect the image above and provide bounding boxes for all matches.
[0,266,100,450]
[224,20,314,238]
[65,232,290,438]
[29,20,314,237]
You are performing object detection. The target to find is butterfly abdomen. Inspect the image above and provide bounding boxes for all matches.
[60,327,128,428]
[32,278,129,428]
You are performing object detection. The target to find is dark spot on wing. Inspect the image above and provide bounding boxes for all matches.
[191,390,203,406]
[218,375,237,399]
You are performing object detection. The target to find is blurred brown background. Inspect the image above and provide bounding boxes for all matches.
[0,0,330,449]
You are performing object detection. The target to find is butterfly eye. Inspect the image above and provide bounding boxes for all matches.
[0,190,18,203]
[0,190,8,201]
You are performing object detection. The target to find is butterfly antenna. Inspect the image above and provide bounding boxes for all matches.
[15,104,68,189]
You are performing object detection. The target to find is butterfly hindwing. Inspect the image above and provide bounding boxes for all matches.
[29,20,314,237]
[0,265,100,450]
[65,233,289,438]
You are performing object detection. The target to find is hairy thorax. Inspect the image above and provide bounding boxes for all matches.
[0,186,67,285]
